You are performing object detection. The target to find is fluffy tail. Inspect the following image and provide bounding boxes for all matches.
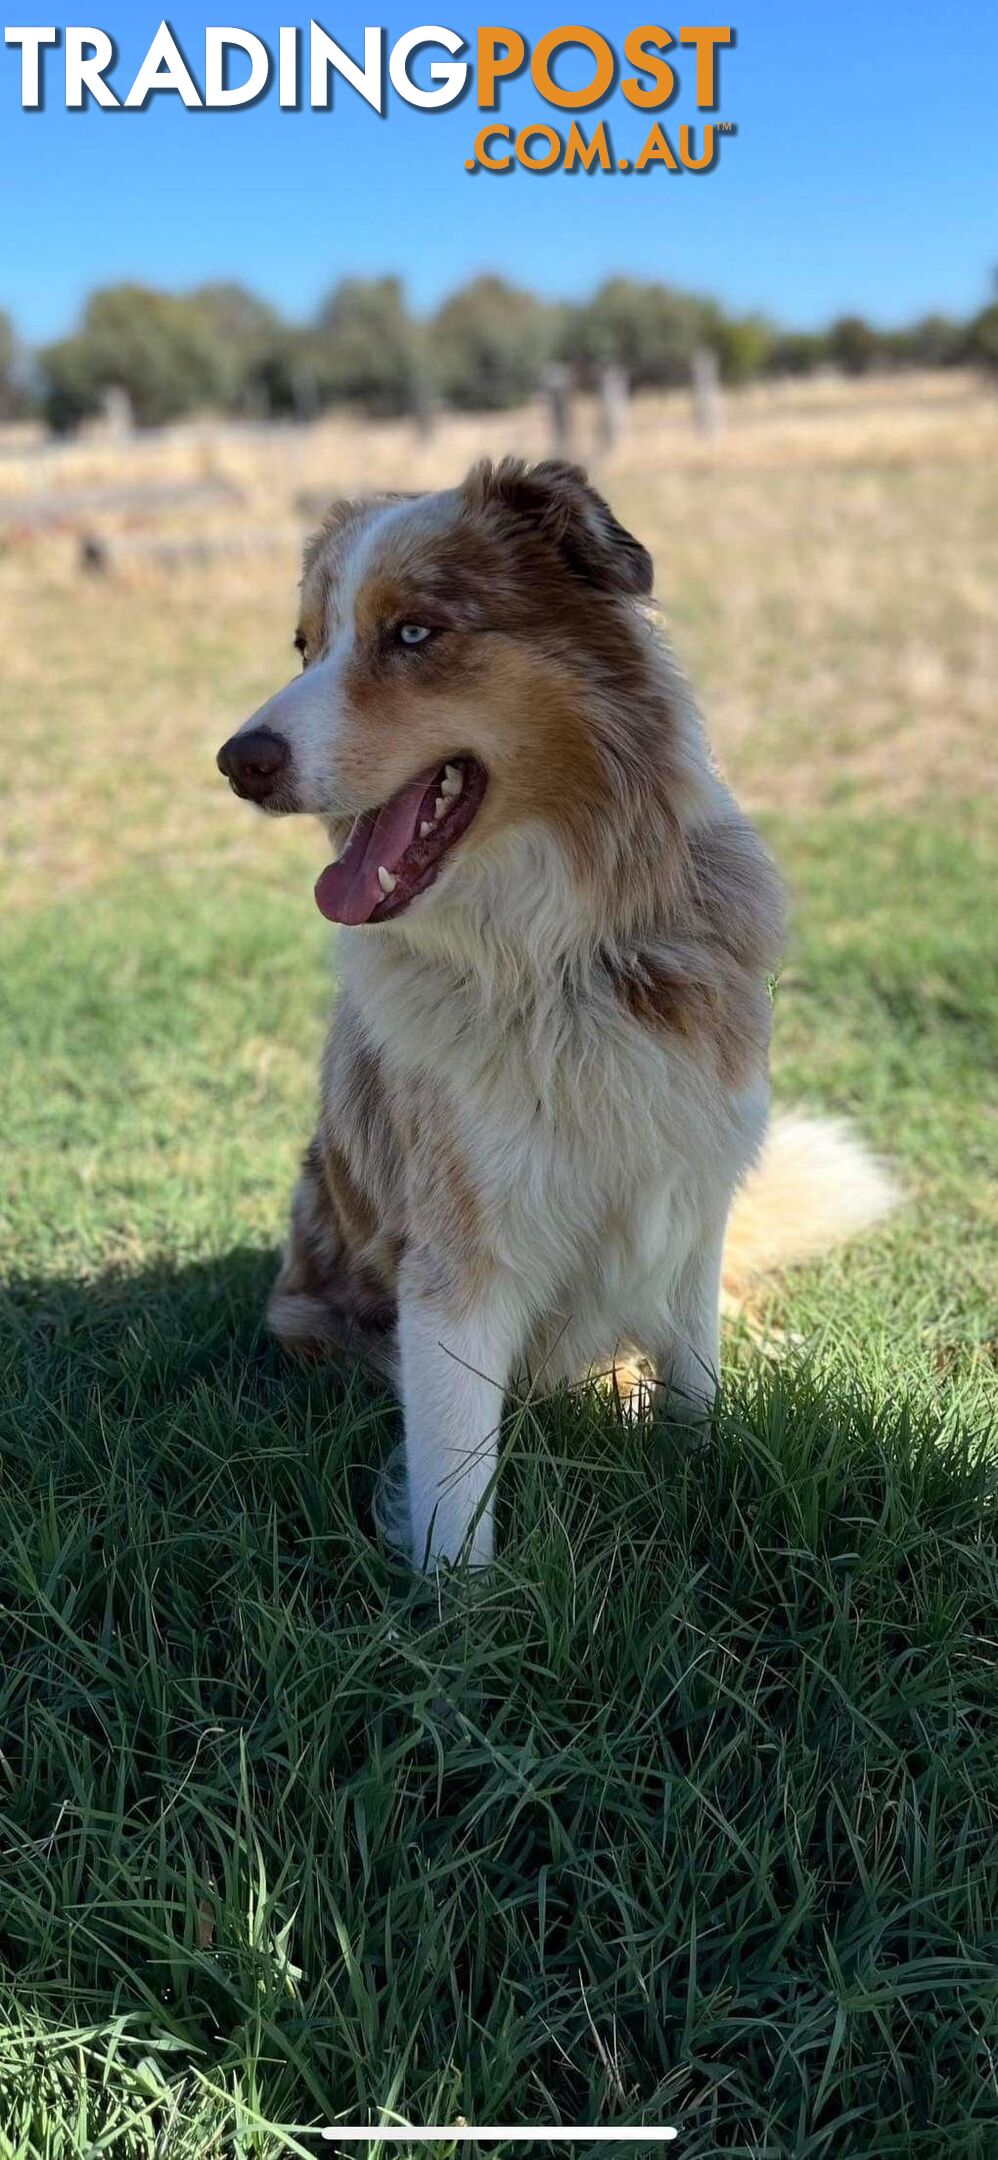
[722,1112,898,1304]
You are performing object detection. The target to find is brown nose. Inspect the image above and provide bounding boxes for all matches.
[216,728,289,803]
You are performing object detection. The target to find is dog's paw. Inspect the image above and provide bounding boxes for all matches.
[372,1442,413,1562]
[608,1353,656,1422]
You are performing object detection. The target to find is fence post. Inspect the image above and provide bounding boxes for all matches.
[691,346,723,436]
[412,378,439,441]
[597,363,629,451]
[542,363,574,456]
[99,386,134,440]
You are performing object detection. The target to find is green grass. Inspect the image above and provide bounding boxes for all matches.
[1,808,996,2157]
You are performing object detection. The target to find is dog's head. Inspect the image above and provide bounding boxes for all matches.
[217,460,670,933]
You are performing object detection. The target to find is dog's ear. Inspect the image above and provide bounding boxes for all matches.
[463,459,654,598]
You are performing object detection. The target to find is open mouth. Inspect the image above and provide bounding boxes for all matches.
[314,756,488,926]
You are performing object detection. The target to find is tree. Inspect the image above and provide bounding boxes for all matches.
[238,326,321,420]
[40,283,231,431]
[187,282,285,412]
[312,278,423,418]
[704,310,774,385]
[30,271,996,438]
[895,313,964,369]
[827,315,881,376]
[431,277,559,411]
[767,330,829,377]
[965,304,998,372]
[0,309,18,418]
[563,277,712,389]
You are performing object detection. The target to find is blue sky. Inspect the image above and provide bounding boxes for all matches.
[2,1,996,344]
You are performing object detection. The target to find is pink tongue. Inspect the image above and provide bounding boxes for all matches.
[314,773,435,925]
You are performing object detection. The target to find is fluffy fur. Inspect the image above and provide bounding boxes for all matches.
[217,460,894,1567]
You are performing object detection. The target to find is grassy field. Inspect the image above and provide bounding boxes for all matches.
[1,375,996,2156]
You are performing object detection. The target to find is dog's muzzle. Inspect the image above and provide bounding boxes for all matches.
[216,728,289,805]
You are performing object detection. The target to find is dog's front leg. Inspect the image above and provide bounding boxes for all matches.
[644,1208,727,1417]
[396,1262,526,1568]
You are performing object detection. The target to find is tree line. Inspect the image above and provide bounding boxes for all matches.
[1,275,996,433]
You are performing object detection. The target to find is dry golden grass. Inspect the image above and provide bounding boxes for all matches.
[1,370,995,911]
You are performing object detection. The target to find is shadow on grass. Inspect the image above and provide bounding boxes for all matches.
[2,1243,394,1532]
[5,1242,305,1395]
[1,1249,998,2153]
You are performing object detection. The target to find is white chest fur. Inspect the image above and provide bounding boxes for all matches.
[339,915,767,1379]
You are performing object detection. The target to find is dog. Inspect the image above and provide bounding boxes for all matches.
[217,459,894,1566]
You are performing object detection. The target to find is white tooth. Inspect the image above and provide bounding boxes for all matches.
[434,795,447,821]
[441,771,463,799]
[443,763,462,788]
[377,866,397,894]
[419,820,433,839]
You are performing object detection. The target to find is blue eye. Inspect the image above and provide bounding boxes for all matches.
[398,624,431,647]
